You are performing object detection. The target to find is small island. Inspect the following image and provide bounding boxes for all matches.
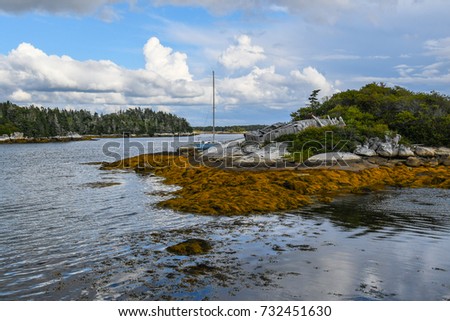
[100,84,450,216]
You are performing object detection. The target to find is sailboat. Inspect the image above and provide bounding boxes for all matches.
[195,70,218,150]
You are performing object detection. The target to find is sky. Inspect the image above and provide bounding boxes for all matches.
[1,0,450,126]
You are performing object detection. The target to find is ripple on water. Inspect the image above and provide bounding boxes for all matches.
[1,138,450,300]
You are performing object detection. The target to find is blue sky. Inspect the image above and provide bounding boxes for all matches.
[1,0,450,126]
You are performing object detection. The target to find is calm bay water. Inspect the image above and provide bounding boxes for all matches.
[0,136,449,300]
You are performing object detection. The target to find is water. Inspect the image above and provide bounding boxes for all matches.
[0,136,449,300]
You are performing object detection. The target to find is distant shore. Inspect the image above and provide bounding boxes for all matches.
[0,135,94,144]
[0,132,246,144]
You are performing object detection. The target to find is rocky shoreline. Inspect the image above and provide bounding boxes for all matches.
[100,145,450,215]
[0,132,93,144]
[179,135,450,170]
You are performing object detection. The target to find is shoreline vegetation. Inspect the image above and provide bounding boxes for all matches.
[0,101,193,139]
[0,131,246,144]
[99,83,448,215]
[100,152,450,216]
[0,101,262,144]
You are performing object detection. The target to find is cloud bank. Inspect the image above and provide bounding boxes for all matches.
[0,39,204,108]
[0,0,121,14]
[0,0,128,22]
[0,35,336,113]
[0,0,425,23]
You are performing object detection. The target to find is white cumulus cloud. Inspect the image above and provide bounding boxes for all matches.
[144,37,192,81]
[219,35,266,71]
[219,65,336,108]
[0,39,204,108]
[220,66,287,105]
[290,67,336,97]
[0,35,338,117]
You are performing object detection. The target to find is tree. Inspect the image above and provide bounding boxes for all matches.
[290,89,321,121]
[0,102,193,137]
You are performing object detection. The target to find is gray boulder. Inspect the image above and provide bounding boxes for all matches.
[435,147,450,156]
[398,144,415,158]
[415,146,435,157]
[367,137,382,151]
[354,145,377,157]
[406,156,422,167]
[241,142,261,154]
[442,156,450,166]
[424,158,439,167]
[377,142,399,157]
[305,152,361,166]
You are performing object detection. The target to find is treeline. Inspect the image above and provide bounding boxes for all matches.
[0,102,192,137]
[291,83,450,146]
[193,124,266,133]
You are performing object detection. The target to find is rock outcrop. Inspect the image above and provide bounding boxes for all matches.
[353,134,447,168]
[406,157,422,167]
[398,145,415,158]
[244,116,345,143]
[194,138,291,168]
[354,145,377,157]
[0,132,86,143]
[305,152,362,166]
[415,146,435,157]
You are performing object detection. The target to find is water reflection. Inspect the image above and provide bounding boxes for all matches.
[297,189,450,240]
[0,137,449,300]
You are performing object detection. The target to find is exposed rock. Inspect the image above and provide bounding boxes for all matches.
[424,158,439,167]
[442,156,450,166]
[406,156,422,167]
[388,159,405,166]
[305,152,361,166]
[435,147,450,156]
[398,144,415,158]
[386,134,401,145]
[376,142,399,157]
[67,131,82,139]
[241,142,261,154]
[415,146,435,157]
[10,132,25,139]
[200,139,245,159]
[354,145,377,157]
[367,137,382,151]
[367,156,388,165]
[229,146,245,157]
[360,134,407,158]
[234,155,265,168]
[166,239,212,256]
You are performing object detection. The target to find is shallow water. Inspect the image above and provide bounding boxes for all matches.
[0,136,449,300]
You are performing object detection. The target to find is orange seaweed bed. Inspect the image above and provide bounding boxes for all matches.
[101,154,450,215]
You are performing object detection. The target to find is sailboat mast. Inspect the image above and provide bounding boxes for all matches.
[212,70,216,143]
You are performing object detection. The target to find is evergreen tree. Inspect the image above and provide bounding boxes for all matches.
[0,103,192,137]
